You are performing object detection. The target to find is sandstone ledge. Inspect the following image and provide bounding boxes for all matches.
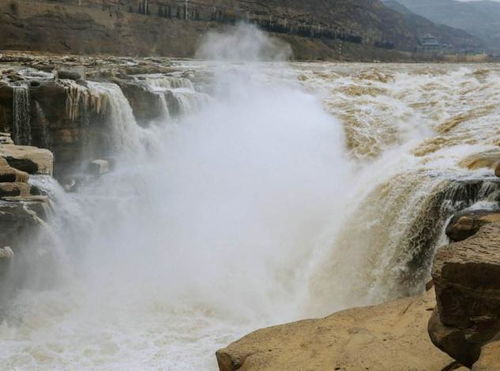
[0,144,53,175]
[216,290,454,371]
[0,136,53,250]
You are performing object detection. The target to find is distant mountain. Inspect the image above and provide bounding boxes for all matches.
[388,0,500,53]
[383,0,483,52]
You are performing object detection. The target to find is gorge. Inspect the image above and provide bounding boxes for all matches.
[1,24,500,370]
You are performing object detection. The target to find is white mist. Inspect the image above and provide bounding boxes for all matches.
[0,25,351,370]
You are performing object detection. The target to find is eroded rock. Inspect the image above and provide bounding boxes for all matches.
[429,223,500,367]
[0,141,53,250]
[0,164,29,183]
[0,182,32,198]
[0,144,53,175]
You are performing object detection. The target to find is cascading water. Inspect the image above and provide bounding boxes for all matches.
[306,172,500,314]
[136,74,211,121]
[12,84,31,145]
[1,25,500,370]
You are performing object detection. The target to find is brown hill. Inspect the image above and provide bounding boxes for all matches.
[0,0,482,59]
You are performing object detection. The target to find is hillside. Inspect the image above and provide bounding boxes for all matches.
[246,0,481,52]
[390,0,500,53]
[0,0,483,59]
[383,0,484,53]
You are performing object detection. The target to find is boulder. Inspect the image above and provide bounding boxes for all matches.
[473,341,500,370]
[217,290,454,371]
[0,144,53,175]
[446,210,500,242]
[429,223,500,367]
[495,162,500,178]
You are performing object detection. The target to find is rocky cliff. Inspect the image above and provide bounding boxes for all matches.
[429,221,500,368]
[0,132,53,298]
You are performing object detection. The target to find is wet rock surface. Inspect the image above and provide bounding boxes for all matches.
[429,223,500,368]
[0,133,51,250]
[0,133,53,296]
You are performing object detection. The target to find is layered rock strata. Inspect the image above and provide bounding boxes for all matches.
[0,133,52,290]
[429,223,500,368]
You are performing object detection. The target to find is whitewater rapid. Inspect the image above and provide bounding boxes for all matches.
[2,30,500,370]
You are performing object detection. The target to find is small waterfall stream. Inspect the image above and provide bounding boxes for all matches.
[86,82,148,153]
[12,84,31,145]
[138,74,211,120]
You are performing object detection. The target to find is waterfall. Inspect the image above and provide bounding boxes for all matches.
[137,74,210,121]
[65,80,106,122]
[306,172,500,313]
[86,82,157,158]
[12,85,31,145]
[1,25,500,370]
